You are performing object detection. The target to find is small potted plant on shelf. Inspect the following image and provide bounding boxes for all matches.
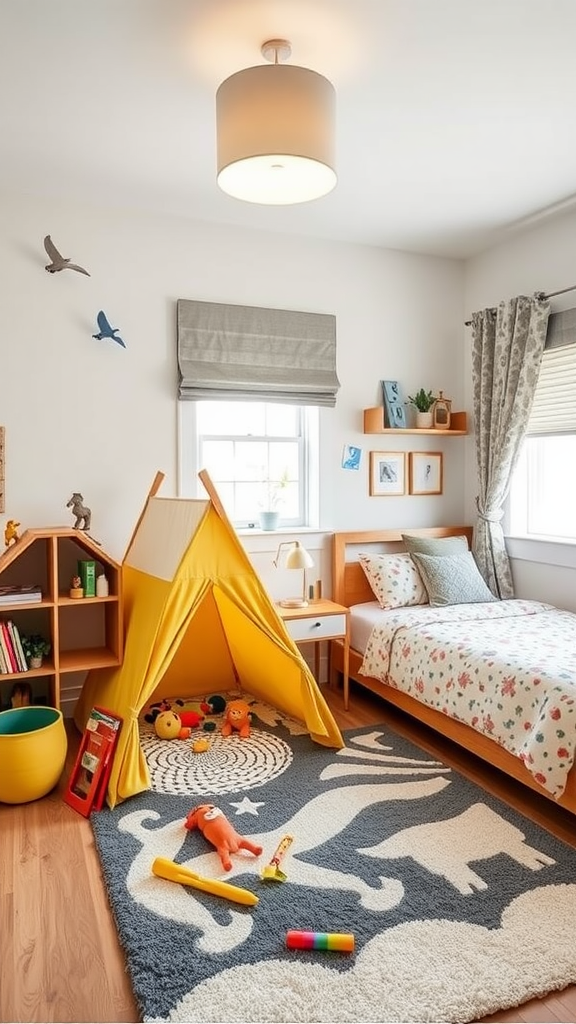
[21,634,51,670]
[406,389,437,428]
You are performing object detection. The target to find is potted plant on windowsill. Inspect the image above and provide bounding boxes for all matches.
[406,389,436,428]
[21,634,51,670]
[258,471,290,531]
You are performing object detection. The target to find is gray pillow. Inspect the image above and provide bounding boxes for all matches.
[402,533,469,556]
[411,551,496,606]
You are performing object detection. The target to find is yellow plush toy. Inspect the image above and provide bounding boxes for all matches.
[154,710,191,741]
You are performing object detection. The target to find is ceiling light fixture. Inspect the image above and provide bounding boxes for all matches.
[216,39,336,206]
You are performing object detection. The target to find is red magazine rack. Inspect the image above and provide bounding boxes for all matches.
[64,706,123,817]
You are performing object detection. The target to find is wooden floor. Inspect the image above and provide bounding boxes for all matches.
[2,683,576,1024]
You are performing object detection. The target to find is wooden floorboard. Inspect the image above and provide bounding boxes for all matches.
[1,683,575,1023]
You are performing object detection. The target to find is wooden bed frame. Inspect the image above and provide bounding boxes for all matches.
[330,526,576,816]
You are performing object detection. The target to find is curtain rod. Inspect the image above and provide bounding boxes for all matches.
[464,283,576,326]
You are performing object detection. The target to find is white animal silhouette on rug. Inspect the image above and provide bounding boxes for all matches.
[360,802,555,894]
[119,773,451,953]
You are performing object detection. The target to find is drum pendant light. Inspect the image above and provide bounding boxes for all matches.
[216,39,336,205]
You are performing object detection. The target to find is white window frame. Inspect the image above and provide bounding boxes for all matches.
[178,401,319,531]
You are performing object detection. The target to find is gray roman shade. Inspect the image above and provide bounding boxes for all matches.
[177,299,340,406]
[526,307,576,435]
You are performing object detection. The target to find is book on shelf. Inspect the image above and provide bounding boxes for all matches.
[0,584,42,605]
[78,560,96,598]
[381,380,407,429]
[0,640,8,674]
[0,622,18,672]
[7,621,28,672]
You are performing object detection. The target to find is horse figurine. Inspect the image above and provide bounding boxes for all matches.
[4,519,20,547]
[66,493,91,531]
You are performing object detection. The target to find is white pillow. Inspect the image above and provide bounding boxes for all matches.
[358,552,428,610]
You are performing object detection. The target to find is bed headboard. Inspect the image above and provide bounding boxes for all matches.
[332,526,474,608]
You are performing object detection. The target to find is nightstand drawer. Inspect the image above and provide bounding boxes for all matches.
[285,613,347,642]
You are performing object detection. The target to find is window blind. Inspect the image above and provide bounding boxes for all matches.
[177,299,340,406]
[526,308,576,435]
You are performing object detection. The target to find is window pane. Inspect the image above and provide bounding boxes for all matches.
[196,400,308,527]
[509,434,576,541]
[198,402,266,436]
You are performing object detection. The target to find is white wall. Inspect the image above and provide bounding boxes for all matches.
[464,208,576,612]
[0,191,465,601]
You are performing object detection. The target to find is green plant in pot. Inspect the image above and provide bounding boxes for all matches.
[406,389,436,412]
[258,469,290,531]
[21,633,51,669]
[406,388,437,427]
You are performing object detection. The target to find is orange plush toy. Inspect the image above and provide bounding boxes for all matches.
[221,699,252,738]
[185,803,263,871]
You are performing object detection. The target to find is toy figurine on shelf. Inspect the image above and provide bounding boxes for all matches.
[69,575,83,599]
[66,493,91,531]
[4,519,20,547]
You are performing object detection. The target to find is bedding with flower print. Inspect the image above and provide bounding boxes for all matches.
[359,599,576,797]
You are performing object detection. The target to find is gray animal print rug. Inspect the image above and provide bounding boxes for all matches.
[91,701,576,1023]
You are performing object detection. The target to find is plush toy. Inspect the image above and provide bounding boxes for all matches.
[154,710,185,740]
[221,699,252,739]
[144,699,172,724]
[145,700,203,730]
[152,710,193,741]
[206,694,226,714]
[185,803,263,871]
[191,737,211,754]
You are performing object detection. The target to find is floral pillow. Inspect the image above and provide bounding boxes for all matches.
[358,552,428,610]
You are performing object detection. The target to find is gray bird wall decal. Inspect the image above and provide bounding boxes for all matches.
[44,235,90,275]
[92,310,126,348]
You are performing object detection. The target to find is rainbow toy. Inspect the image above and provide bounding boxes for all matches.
[286,930,355,953]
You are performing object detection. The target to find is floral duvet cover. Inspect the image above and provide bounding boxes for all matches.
[360,599,576,797]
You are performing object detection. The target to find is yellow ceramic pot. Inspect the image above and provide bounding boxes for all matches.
[0,706,68,804]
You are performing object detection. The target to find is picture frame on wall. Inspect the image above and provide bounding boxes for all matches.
[369,451,407,496]
[409,451,443,495]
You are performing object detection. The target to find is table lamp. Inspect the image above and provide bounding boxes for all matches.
[273,541,314,608]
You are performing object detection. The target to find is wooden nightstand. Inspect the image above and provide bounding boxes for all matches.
[277,598,350,709]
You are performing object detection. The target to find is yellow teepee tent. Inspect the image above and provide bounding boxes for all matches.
[75,471,343,807]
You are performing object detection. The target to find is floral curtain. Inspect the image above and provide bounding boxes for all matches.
[471,293,550,598]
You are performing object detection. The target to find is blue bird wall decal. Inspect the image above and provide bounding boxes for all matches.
[92,310,126,348]
[44,235,90,275]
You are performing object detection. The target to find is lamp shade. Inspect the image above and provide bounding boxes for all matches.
[216,62,336,205]
[285,543,314,571]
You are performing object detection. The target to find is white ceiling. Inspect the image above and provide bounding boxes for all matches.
[2,0,576,259]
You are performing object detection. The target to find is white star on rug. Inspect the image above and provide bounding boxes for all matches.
[229,796,265,816]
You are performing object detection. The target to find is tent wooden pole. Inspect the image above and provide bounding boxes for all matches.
[122,470,165,563]
[198,469,231,524]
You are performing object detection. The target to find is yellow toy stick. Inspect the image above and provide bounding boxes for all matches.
[151,857,259,906]
[261,834,294,882]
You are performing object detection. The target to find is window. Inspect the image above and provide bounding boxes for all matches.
[508,434,576,541]
[179,400,318,529]
[508,323,576,544]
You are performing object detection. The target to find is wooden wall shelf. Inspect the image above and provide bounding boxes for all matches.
[0,527,123,713]
[363,408,468,435]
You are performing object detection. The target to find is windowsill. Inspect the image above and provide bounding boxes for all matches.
[237,527,321,536]
[505,535,576,569]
